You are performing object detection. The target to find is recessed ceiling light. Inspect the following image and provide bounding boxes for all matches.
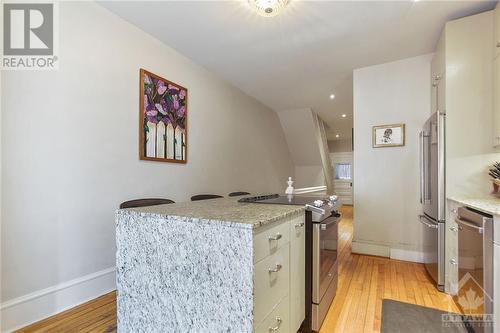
[248,0,289,17]
[335,134,340,138]
[341,114,347,118]
[329,94,335,100]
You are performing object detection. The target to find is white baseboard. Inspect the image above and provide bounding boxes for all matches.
[1,267,116,333]
[390,248,425,263]
[352,241,390,257]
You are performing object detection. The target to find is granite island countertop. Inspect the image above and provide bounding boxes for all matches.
[118,196,305,229]
[115,196,305,332]
[448,195,500,216]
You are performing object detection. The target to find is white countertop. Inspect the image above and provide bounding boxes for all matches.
[448,195,500,216]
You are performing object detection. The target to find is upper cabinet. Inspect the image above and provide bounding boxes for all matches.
[495,3,500,59]
[494,4,500,148]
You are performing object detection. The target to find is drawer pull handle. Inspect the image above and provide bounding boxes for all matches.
[269,317,282,331]
[268,264,282,273]
[295,222,305,228]
[268,233,282,241]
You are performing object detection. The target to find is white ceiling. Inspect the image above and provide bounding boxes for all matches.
[100,0,496,140]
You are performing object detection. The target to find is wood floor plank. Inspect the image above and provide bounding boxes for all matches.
[16,206,461,333]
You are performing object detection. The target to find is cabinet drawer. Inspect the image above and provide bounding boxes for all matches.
[254,296,290,333]
[253,219,290,264]
[254,245,290,324]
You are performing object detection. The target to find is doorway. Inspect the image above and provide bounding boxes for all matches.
[330,152,353,205]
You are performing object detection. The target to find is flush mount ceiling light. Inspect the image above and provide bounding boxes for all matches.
[329,94,335,100]
[341,114,347,118]
[248,0,290,17]
[335,134,340,138]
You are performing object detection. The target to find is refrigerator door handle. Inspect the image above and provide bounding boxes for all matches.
[419,131,430,204]
[419,131,425,204]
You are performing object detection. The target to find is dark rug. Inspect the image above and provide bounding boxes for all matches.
[381,299,482,333]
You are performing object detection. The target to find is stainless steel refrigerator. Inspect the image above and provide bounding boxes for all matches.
[418,111,445,291]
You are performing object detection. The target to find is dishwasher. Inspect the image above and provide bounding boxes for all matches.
[455,206,494,332]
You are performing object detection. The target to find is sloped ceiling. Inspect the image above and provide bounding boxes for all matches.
[100,0,497,140]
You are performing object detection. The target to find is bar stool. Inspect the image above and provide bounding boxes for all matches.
[119,198,175,209]
[190,194,223,201]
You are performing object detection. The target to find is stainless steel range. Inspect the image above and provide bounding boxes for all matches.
[239,194,341,332]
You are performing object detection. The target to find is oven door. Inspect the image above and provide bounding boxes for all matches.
[312,215,339,304]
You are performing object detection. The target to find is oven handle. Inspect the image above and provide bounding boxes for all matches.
[319,214,341,229]
[305,204,325,215]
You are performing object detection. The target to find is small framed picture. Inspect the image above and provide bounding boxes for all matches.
[372,124,405,148]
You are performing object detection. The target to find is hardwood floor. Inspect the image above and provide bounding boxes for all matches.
[318,205,461,333]
[16,205,459,333]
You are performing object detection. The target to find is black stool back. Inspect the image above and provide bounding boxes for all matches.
[228,192,250,197]
[120,198,175,209]
[190,194,223,201]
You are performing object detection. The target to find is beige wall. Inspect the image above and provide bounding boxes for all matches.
[1,2,293,329]
[328,139,352,153]
[353,54,433,258]
[277,109,325,188]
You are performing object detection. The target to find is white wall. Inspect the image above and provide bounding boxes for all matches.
[277,109,325,188]
[0,2,293,331]
[353,54,433,258]
[328,139,352,153]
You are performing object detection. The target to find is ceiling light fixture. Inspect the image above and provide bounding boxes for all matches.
[341,114,347,118]
[329,94,335,100]
[335,134,340,138]
[248,0,290,18]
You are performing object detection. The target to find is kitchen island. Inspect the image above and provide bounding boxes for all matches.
[116,197,306,333]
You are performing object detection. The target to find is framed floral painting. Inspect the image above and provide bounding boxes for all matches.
[140,69,188,163]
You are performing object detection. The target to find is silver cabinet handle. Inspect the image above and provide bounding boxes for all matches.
[268,264,282,273]
[418,215,438,229]
[268,233,282,241]
[269,317,282,331]
[450,259,457,265]
[450,226,459,232]
[455,217,483,233]
[294,222,305,228]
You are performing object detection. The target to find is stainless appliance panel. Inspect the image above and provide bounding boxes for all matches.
[419,214,445,290]
[422,112,446,222]
[311,264,337,332]
[455,207,493,328]
[312,215,338,304]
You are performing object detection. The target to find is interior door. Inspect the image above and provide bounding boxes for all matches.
[330,152,353,205]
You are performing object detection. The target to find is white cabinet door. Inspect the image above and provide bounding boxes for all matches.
[494,243,500,333]
[494,4,500,59]
[289,215,305,332]
[494,55,500,148]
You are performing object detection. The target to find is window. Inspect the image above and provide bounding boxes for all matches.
[335,163,351,180]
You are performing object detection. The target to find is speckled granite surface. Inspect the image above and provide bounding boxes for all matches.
[125,197,305,229]
[116,197,304,332]
[116,211,254,333]
[448,196,500,216]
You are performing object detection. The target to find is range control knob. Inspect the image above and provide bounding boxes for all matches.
[313,200,323,207]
